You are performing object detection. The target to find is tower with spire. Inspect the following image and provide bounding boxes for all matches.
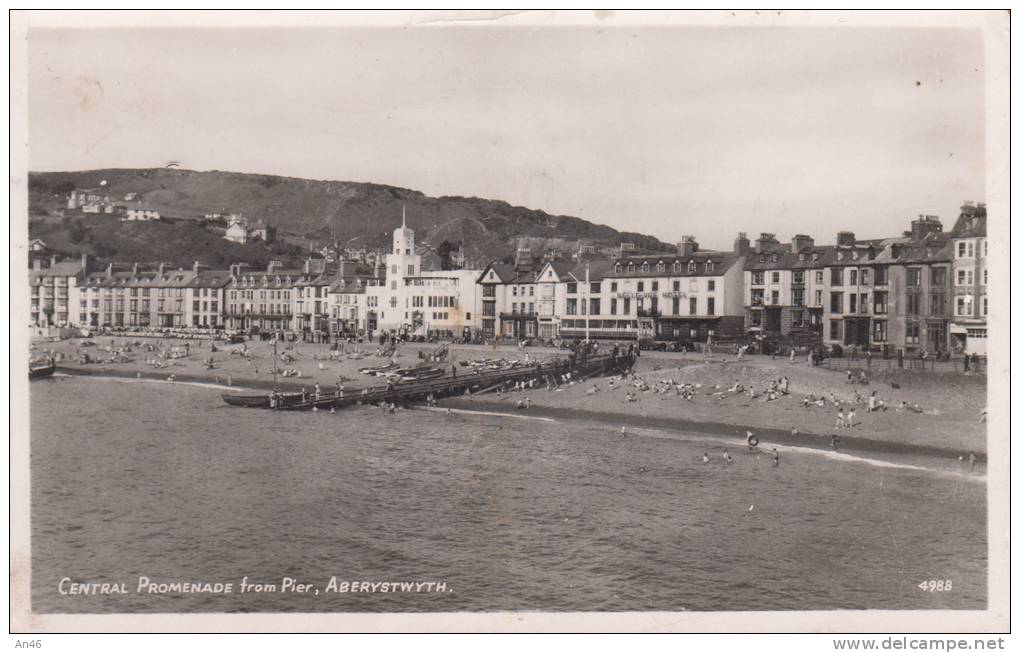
[385,204,422,286]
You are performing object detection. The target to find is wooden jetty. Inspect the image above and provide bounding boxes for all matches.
[223,352,636,411]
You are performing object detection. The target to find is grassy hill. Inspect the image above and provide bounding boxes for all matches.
[28,168,674,267]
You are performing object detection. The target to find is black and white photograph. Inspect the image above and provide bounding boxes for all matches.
[9,9,1010,635]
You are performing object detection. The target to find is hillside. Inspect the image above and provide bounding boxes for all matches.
[28,168,673,266]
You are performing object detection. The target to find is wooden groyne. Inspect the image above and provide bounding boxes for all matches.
[244,353,636,411]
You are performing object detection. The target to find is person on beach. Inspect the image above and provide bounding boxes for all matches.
[771,448,780,467]
[830,434,842,451]
[746,430,758,452]
[789,349,796,364]
[846,408,856,428]
[836,409,846,429]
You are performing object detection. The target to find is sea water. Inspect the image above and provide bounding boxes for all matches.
[29,376,986,612]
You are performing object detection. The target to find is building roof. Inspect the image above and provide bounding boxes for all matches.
[564,258,616,282]
[477,263,537,284]
[29,261,84,279]
[949,211,987,239]
[536,261,575,281]
[191,270,232,288]
[329,277,368,293]
[82,269,198,289]
[871,235,953,264]
[606,251,741,278]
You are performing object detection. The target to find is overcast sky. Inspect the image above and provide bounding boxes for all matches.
[28,20,986,249]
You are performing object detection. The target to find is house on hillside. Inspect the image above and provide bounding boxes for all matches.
[123,208,161,221]
[224,215,250,244]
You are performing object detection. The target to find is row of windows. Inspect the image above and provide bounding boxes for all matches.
[614,260,716,274]
[751,267,890,287]
[230,289,292,301]
[408,295,458,308]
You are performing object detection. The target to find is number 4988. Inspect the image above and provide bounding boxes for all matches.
[918,580,952,592]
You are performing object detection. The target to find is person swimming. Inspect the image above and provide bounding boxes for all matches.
[723,449,734,464]
[701,452,709,464]
[621,426,627,438]
[771,448,780,466]
[745,430,759,450]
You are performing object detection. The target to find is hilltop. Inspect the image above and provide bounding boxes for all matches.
[27,168,674,268]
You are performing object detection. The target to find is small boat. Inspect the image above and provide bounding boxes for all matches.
[221,393,272,408]
[29,360,56,380]
[400,367,446,382]
[359,362,398,376]
[221,391,303,408]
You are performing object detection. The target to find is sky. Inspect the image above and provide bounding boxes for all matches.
[27,17,986,250]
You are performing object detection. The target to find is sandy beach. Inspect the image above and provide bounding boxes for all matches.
[34,334,988,455]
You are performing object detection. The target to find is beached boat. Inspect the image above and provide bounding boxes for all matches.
[29,360,56,380]
[400,367,446,382]
[359,362,398,376]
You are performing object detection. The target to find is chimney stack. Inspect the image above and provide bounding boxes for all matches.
[791,234,815,254]
[106,262,114,278]
[909,215,942,240]
[754,232,779,254]
[733,232,751,256]
[158,262,167,277]
[836,231,856,247]
[80,253,92,273]
[677,235,698,257]
[132,262,139,276]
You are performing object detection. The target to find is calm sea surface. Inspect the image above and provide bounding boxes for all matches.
[30,376,986,612]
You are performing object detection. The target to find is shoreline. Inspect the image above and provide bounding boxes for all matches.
[441,397,985,464]
[50,364,984,465]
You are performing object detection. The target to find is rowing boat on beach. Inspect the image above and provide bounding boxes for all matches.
[29,360,56,380]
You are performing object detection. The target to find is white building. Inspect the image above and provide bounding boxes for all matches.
[225,216,250,244]
[123,209,161,221]
[364,209,482,339]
